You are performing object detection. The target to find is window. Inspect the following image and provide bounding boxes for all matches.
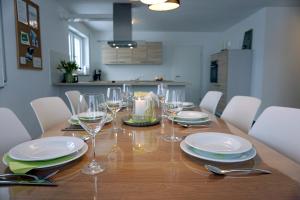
[68,26,89,75]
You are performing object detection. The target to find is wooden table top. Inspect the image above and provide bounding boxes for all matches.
[1,110,300,200]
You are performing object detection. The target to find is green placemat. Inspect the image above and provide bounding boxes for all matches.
[3,154,74,174]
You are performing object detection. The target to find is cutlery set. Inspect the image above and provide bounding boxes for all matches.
[0,170,59,186]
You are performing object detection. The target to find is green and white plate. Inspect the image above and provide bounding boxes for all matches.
[169,116,210,125]
[180,140,256,163]
[68,114,113,125]
[3,143,88,170]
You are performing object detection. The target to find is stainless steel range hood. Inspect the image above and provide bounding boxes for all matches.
[107,3,137,48]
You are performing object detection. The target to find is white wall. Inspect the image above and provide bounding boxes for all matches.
[222,8,267,101]
[221,7,300,114]
[0,0,68,138]
[262,7,300,109]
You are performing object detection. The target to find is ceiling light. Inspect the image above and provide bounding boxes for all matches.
[149,0,180,11]
[140,0,167,5]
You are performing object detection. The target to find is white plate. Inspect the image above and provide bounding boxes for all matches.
[68,114,113,125]
[170,117,211,125]
[182,102,195,110]
[182,102,195,107]
[8,136,85,161]
[180,140,256,163]
[3,143,88,169]
[185,132,252,155]
[176,111,209,121]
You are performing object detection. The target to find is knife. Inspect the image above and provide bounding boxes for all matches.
[0,180,57,186]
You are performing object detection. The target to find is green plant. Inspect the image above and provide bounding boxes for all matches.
[57,60,80,74]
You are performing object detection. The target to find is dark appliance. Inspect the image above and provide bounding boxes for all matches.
[93,70,102,81]
[210,60,218,83]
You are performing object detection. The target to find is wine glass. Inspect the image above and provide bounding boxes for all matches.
[106,87,122,132]
[77,93,107,175]
[157,83,168,117]
[122,84,133,111]
[163,89,184,142]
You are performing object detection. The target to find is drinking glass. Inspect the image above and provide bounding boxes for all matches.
[163,89,184,142]
[77,94,107,175]
[157,83,168,117]
[122,84,133,111]
[106,87,122,132]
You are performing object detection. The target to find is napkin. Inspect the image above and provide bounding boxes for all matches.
[3,154,74,174]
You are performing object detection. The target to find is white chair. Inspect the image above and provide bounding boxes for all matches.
[65,90,81,115]
[199,91,223,114]
[0,108,31,156]
[221,96,261,133]
[31,97,72,133]
[249,106,300,163]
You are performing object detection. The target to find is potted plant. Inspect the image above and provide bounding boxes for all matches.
[57,60,80,83]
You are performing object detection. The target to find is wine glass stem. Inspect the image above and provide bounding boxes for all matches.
[92,135,96,162]
[112,112,117,130]
[171,117,175,139]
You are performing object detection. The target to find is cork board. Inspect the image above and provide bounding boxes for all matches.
[14,0,42,70]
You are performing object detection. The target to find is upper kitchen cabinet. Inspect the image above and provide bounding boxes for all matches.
[146,42,162,64]
[102,42,162,65]
[102,45,117,64]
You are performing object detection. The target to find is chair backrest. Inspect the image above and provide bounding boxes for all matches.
[199,91,223,114]
[65,90,81,115]
[31,97,72,133]
[0,108,31,156]
[221,96,261,132]
[249,106,300,164]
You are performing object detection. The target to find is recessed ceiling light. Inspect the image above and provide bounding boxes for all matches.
[140,0,167,5]
[149,0,180,11]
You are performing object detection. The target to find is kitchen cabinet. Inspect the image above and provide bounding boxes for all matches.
[209,50,253,115]
[102,42,162,65]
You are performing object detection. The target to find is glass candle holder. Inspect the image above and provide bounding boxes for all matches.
[131,93,158,122]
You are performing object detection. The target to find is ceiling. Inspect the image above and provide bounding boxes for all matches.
[57,0,300,32]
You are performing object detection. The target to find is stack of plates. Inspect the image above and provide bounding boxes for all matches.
[68,114,113,126]
[182,102,195,110]
[3,136,88,169]
[171,111,210,125]
[180,132,256,163]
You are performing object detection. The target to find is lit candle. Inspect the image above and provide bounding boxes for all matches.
[135,97,147,115]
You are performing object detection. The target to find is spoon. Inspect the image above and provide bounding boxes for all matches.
[178,123,210,128]
[205,164,272,175]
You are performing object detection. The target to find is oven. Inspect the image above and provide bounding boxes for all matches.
[210,60,218,83]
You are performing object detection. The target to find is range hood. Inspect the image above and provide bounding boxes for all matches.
[107,3,137,48]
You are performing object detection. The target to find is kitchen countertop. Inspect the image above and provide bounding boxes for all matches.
[53,80,186,86]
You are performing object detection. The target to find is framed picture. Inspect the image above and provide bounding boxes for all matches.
[15,0,42,70]
[242,29,253,49]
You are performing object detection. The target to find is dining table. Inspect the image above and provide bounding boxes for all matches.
[1,108,300,200]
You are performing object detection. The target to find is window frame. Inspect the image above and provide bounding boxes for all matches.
[68,26,89,75]
[0,0,6,87]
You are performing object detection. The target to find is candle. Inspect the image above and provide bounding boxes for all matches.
[135,97,147,116]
